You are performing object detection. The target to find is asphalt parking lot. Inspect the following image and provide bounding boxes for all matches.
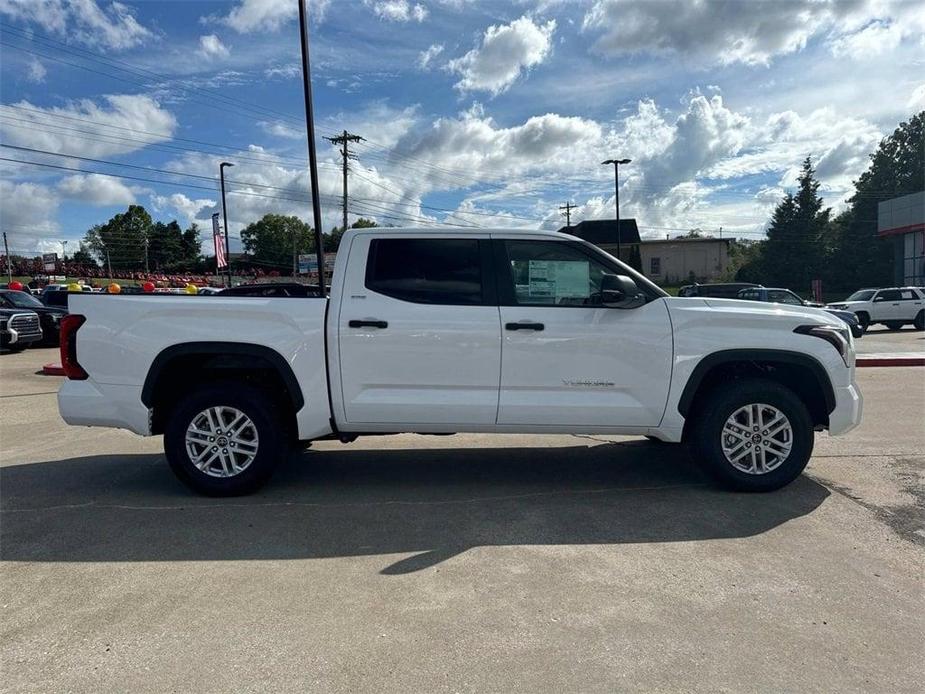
[1,347,923,693]
[855,324,925,354]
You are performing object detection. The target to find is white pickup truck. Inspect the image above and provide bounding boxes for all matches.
[58,228,862,496]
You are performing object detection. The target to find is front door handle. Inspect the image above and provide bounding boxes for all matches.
[505,322,544,331]
[349,319,388,329]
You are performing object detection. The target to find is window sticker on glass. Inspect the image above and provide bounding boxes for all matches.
[527,260,590,302]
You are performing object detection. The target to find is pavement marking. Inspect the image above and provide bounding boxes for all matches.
[0,390,59,398]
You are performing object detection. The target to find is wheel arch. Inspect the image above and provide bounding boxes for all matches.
[678,349,836,431]
[142,342,304,435]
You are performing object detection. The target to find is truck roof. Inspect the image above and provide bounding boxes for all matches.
[344,226,568,238]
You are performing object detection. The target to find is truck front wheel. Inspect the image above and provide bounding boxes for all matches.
[164,382,288,496]
[689,378,814,492]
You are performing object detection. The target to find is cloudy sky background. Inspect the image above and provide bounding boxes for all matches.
[1,0,923,257]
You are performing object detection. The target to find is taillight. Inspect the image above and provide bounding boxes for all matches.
[60,314,88,380]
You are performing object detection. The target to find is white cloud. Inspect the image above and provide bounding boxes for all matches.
[418,43,444,70]
[0,94,177,158]
[447,16,556,95]
[264,64,301,80]
[26,57,46,83]
[0,181,61,251]
[582,0,923,67]
[58,174,139,206]
[197,34,230,60]
[908,84,925,111]
[257,120,304,139]
[216,0,329,33]
[0,0,152,50]
[367,1,428,22]
[151,193,217,226]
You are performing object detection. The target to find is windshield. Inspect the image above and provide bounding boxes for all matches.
[845,290,875,301]
[3,291,43,308]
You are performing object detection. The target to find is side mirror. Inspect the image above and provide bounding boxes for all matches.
[600,273,645,309]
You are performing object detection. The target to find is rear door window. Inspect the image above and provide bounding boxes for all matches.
[366,238,484,305]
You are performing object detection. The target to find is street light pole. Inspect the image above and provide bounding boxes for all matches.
[62,240,68,279]
[602,158,631,261]
[220,162,234,287]
[298,0,327,297]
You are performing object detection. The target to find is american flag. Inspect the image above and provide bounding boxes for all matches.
[212,213,227,269]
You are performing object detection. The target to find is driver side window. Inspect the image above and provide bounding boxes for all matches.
[504,240,610,306]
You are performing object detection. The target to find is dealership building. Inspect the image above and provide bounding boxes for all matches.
[878,191,924,286]
[562,219,732,284]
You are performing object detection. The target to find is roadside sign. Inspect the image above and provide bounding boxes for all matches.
[42,252,57,272]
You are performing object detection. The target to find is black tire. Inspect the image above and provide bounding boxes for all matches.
[855,312,870,334]
[885,321,904,331]
[914,311,924,331]
[164,382,290,496]
[689,378,814,492]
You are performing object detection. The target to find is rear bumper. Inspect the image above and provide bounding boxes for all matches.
[828,382,863,436]
[58,379,152,435]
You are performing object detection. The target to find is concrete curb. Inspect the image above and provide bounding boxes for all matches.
[856,354,925,367]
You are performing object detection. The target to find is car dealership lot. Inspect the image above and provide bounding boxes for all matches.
[1,348,923,693]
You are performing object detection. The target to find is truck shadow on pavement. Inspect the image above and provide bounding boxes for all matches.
[1,440,830,574]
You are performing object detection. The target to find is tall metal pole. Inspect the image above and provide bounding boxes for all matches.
[3,231,12,283]
[614,165,621,261]
[602,158,631,261]
[62,240,68,279]
[220,162,234,287]
[298,0,326,296]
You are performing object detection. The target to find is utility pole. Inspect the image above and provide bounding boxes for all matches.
[293,224,298,278]
[298,0,327,297]
[559,202,575,230]
[100,240,113,284]
[62,240,68,279]
[325,130,364,234]
[602,158,631,261]
[3,231,12,283]
[220,162,234,287]
[143,237,149,274]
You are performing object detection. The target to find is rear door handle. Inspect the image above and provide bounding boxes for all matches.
[349,319,388,329]
[505,322,544,331]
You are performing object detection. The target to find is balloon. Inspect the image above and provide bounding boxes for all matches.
[67,283,82,292]
[142,281,155,293]
[107,283,121,294]
[8,281,23,291]
[185,283,198,294]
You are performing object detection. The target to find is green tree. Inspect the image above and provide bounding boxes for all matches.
[829,111,925,290]
[148,220,185,270]
[84,205,153,269]
[325,217,378,253]
[240,214,314,271]
[749,158,830,290]
[70,245,98,268]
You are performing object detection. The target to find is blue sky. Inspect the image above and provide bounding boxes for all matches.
[1,0,923,258]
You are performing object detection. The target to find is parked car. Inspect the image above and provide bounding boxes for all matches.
[0,309,43,351]
[40,289,70,309]
[678,282,761,298]
[736,287,863,338]
[197,286,222,295]
[0,288,68,345]
[827,287,925,332]
[218,282,321,298]
[58,228,862,496]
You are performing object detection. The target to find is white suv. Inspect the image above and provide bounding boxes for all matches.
[828,287,925,332]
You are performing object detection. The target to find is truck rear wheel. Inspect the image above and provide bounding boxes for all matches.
[689,378,814,492]
[164,382,288,496]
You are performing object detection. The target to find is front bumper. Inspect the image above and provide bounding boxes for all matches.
[828,382,863,436]
[58,379,152,435]
[1,327,43,347]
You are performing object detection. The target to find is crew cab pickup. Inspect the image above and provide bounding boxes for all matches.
[827,287,925,332]
[58,228,862,496]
